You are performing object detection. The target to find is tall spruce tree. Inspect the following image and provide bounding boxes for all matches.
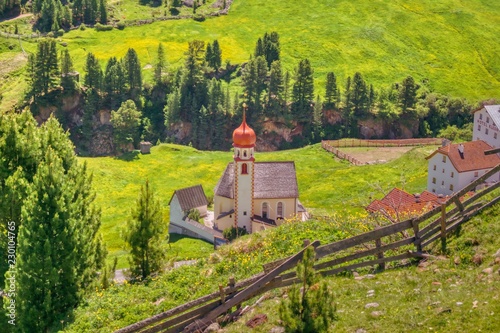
[84,52,103,92]
[154,43,167,86]
[60,49,76,92]
[123,180,167,280]
[124,48,143,102]
[241,55,267,123]
[1,114,105,331]
[32,39,59,96]
[324,72,339,110]
[291,59,314,121]
[266,60,284,117]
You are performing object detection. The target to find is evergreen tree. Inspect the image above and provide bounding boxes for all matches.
[242,55,267,123]
[164,88,181,128]
[1,115,105,331]
[211,40,222,70]
[398,75,419,112]
[154,43,167,86]
[312,94,324,141]
[124,48,143,102]
[33,39,59,96]
[291,59,314,121]
[254,37,264,58]
[111,99,142,151]
[99,0,107,23]
[324,72,338,110]
[60,49,76,92]
[350,72,370,118]
[123,180,167,280]
[263,31,280,68]
[84,52,103,92]
[104,57,126,108]
[266,60,284,117]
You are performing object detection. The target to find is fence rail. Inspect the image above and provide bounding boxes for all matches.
[115,163,500,333]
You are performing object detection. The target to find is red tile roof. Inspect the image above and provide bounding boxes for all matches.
[426,140,500,173]
[366,188,447,218]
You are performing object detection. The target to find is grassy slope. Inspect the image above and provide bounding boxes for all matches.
[63,198,500,333]
[1,0,498,108]
[82,143,435,267]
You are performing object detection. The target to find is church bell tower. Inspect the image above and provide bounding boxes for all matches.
[232,110,256,232]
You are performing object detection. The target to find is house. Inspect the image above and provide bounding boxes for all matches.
[366,188,447,221]
[473,105,500,148]
[213,114,307,234]
[426,140,500,195]
[169,184,223,243]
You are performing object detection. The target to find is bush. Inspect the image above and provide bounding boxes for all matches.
[116,22,126,30]
[95,23,113,31]
[193,14,206,22]
[80,24,86,30]
[56,29,65,37]
[223,226,248,241]
[279,247,337,332]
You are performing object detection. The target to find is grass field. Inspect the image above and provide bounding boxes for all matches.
[1,0,500,111]
[81,143,437,268]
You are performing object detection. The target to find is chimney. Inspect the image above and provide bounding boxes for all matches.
[442,139,451,147]
[458,144,465,159]
[414,193,420,203]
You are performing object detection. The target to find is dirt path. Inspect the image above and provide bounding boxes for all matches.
[0,13,33,24]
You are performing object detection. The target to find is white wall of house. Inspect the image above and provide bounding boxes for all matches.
[474,109,500,148]
[214,195,234,231]
[427,153,460,195]
[428,152,500,195]
[169,195,185,233]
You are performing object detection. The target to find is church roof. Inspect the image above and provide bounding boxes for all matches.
[169,184,208,211]
[214,162,299,199]
[426,140,500,172]
[232,114,256,147]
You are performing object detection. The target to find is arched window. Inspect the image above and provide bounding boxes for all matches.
[243,150,247,157]
[262,202,268,219]
[241,163,248,174]
[277,202,283,218]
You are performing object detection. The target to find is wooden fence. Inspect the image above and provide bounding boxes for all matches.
[115,163,500,333]
[321,138,444,165]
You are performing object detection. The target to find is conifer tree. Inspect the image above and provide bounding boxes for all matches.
[154,43,167,86]
[84,52,103,92]
[291,59,314,121]
[211,39,222,70]
[266,60,284,116]
[124,48,143,101]
[111,99,142,151]
[324,72,338,110]
[99,0,107,23]
[123,180,167,280]
[32,39,59,96]
[60,49,76,92]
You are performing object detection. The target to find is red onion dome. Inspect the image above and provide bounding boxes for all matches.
[232,116,256,147]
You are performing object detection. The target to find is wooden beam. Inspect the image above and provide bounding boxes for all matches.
[484,147,500,155]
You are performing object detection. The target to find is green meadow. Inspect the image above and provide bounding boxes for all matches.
[1,0,500,112]
[81,143,436,267]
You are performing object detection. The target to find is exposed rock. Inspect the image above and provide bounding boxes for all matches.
[482,267,494,275]
[371,311,384,317]
[456,302,463,306]
[472,254,483,265]
[355,329,367,333]
[61,94,81,112]
[493,249,500,258]
[365,302,379,309]
[99,109,112,125]
[270,327,285,333]
[89,125,114,156]
[203,322,220,333]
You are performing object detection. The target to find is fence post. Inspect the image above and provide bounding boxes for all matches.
[440,204,447,252]
[411,220,422,252]
[375,227,385,271]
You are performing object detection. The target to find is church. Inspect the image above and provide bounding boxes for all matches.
[213,114,307,233]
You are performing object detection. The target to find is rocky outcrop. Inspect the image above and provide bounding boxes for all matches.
[358,116,419,139]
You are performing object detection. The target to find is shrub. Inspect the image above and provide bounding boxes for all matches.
[116,22,126,30]
[193,14,206,22]
[187,208,202,223]
[95,23,113,31]
[223,226,248,241]
[279,247,337,332]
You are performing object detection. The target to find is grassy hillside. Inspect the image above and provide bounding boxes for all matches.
[63,197,500,332]
[81,143,436,267]
[1,0,500,107]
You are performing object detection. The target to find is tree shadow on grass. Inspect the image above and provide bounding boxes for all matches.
[114,150,140,162]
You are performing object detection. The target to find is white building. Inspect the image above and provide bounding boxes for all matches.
[473,105,500,148]
[213,114,307,234]
[426,140,500,195]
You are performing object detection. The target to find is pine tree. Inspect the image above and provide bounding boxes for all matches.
[124,180,167,280]
[291,59,314,121]
[266,60,284,117]
[2,115,105,331]
[242,55,267,123]
[154,43,166,86]
[350,72,369,118]
[60,49,76,92]
[33,39,59,95]
[99,0,107,23]
[211,39,222,70]
[84,52,103,92]
[398,75,419,112]
[124,48,143,102]
[324,72,338,110]
[263,31,280,68]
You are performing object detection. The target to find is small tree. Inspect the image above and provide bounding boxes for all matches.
[123,180,167,280]
[279,247,336,333]
[111,99,142,152]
